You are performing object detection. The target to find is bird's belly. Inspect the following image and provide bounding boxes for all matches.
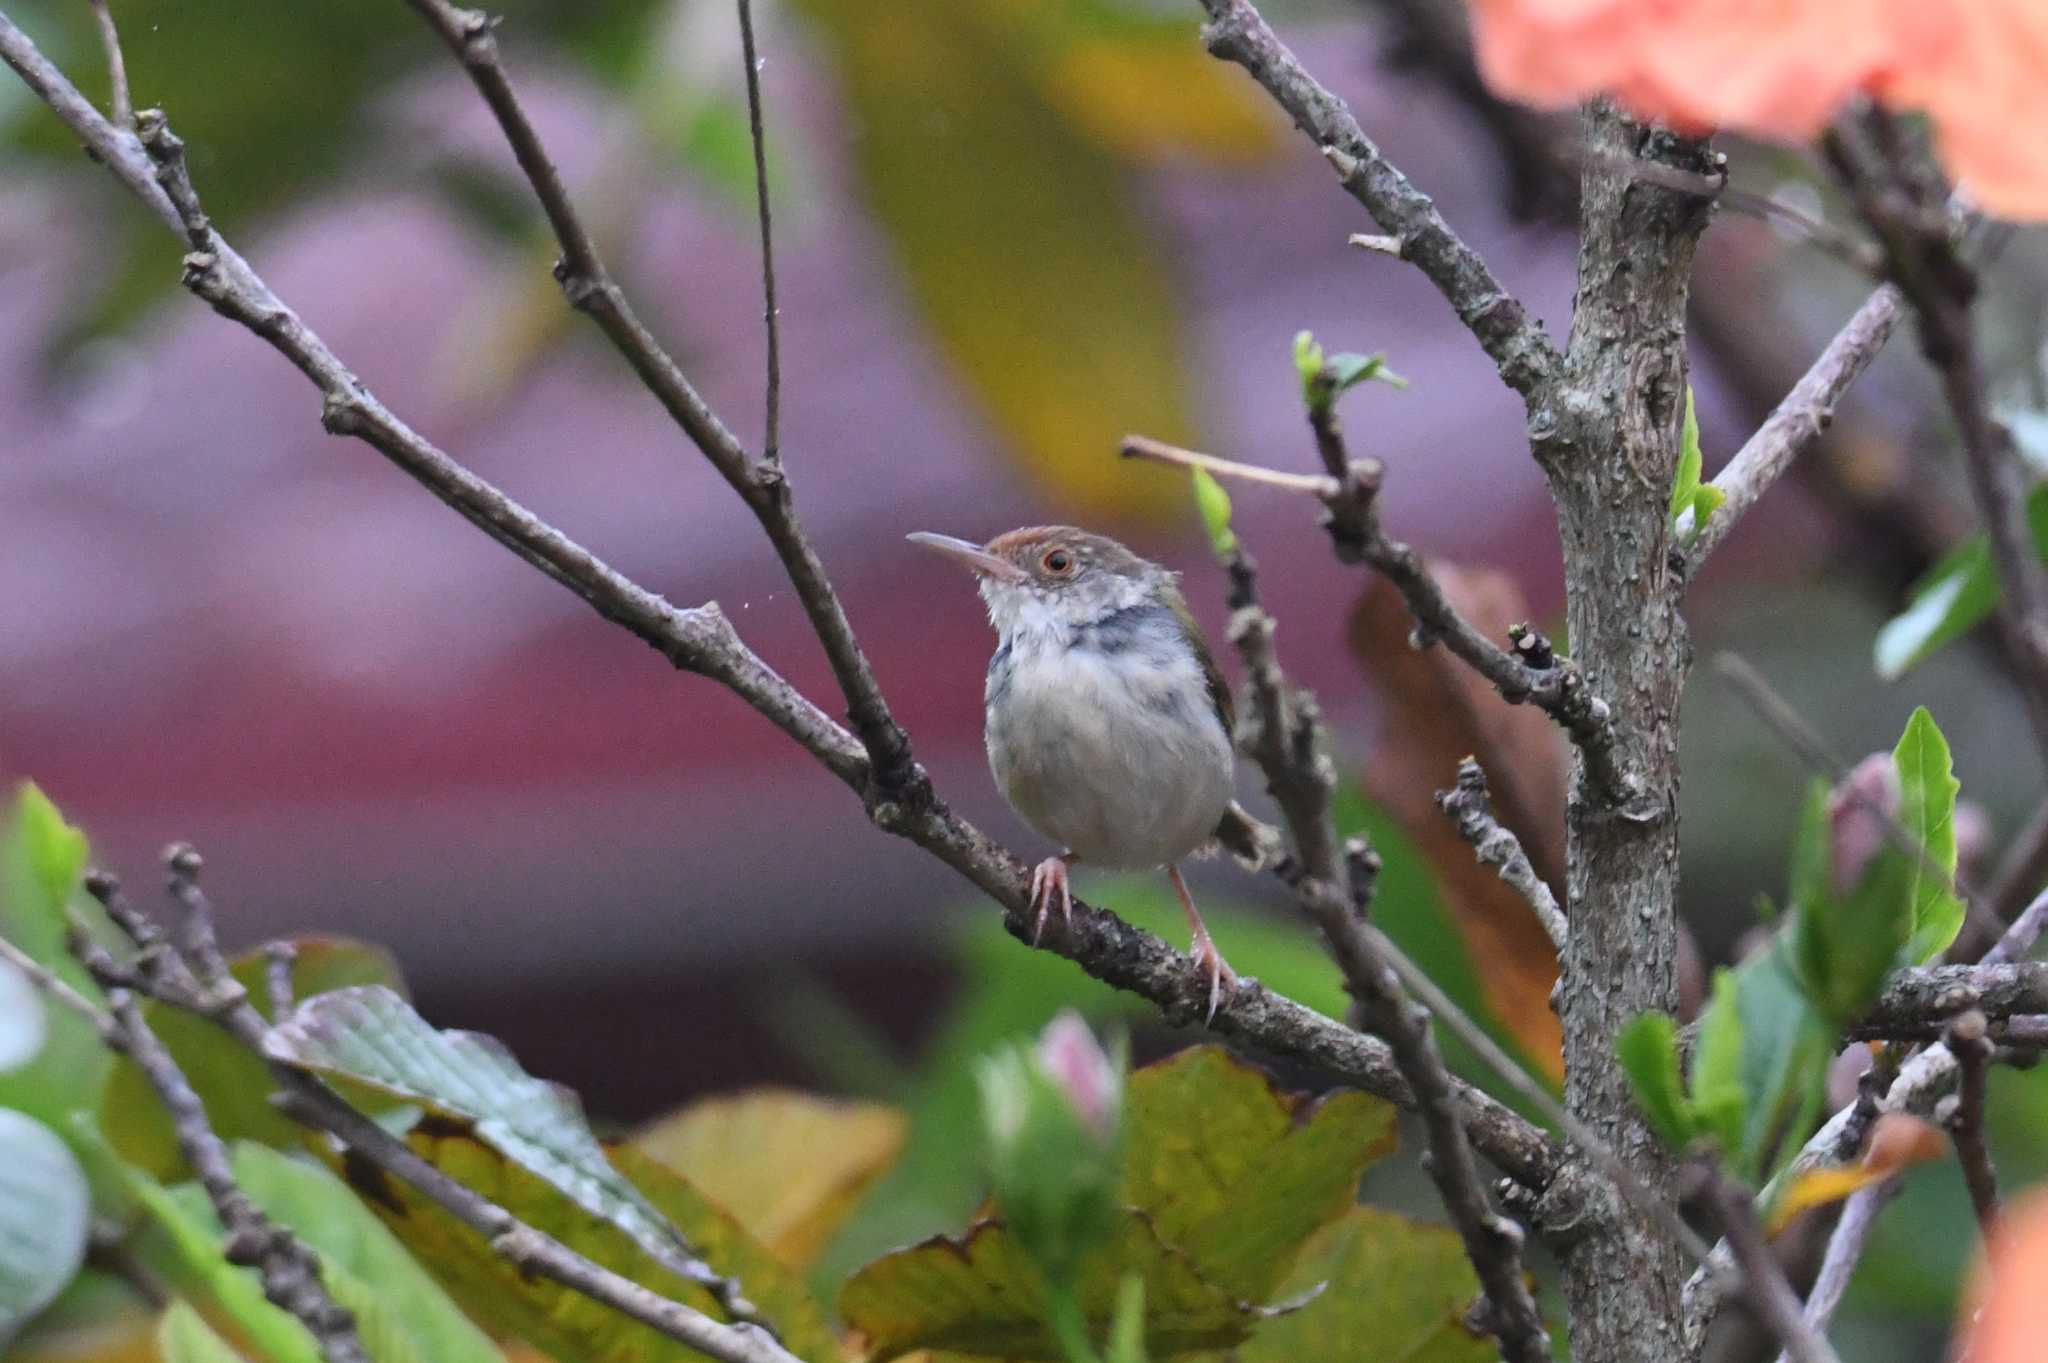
[986,650,1234,869]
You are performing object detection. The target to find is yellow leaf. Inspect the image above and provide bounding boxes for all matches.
[1764,1113,1948,1234]
[1038,35,1278,164]
[633,1091,908,1270]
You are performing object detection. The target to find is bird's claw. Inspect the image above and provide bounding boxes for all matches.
[1191,933,1237,1026]
[1028,856,1074,945]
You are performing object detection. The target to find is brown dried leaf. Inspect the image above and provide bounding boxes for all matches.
[1350,569,1567,1078]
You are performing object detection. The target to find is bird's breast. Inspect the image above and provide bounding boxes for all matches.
[985,633,1234,869]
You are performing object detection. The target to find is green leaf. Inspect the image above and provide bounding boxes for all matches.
[157,1300,247,1363]
[14,784,87,914]
[1325,351,1409,393]
[1190,469,1238,558]
[228,1144,505,1363]
[842,1211,1262,1362]
[1874,484,2048,679]
[1118,1047,1395,1304]
[1689,969,1747,1159]
[1668,387,1702,524]
[103,937,408,1179]
[328,1125,837,1363]
[1234,1206,1499,1363]
[1616,1012,1696,1151]
[1785,780,1833,917]
[1792,848,1914,1024]
[1894,706,1965,962]
[1292,331,1324,405]
[1732,945,1833,1183]
[0,1110,91,1348]
[1106,1274,1148,1363]
[264,985,703,1275]
[0,785,111,1137]
[841,1047,1392,1362]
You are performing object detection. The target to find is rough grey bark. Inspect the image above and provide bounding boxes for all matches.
[1537,102,1716,1363]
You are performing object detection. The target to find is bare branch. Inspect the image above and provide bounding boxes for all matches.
[1945,1009,2000,1236]
[1697,1170,1845,1363]
[1121,433,1632,803]
[735,0,780,464]
[86,0,129,127]
[398,0,919,798]
[1222,548,1554,1363]
[1844,961,2048,1041]
[264,940,299,1016]
[1436,759,1568,954]
[1686,285,1905,567]
[1192,0,1559,397]
[1827,109,2048,773]
[89,983,370,1363]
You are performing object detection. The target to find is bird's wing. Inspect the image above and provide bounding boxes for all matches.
[1163,584,1233,738]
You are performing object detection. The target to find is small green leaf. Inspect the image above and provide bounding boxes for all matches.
[1191,468,1238,558]
[0,957,45,1073]
[0,1111,91,1348]
[1689,969,1747,1158]
[1293,330,1324,405]
[1894,706,1965,963]
[14,785,87,916]
[1692,481,1726,530]
[1616,1012,1696,1151]
[1874,485,2048,679]
[1733,944,1834,1182]
[1786,779,1834,916]
[1793,848,1914,1023]
[1325,351,1409,393]
[1106,1274,1148,1363]
[1668,388,1702,524]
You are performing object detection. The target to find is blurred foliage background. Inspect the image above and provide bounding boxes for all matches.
[4,0,2048,1359]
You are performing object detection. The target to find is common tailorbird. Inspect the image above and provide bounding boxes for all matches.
[909,525,1247,1019]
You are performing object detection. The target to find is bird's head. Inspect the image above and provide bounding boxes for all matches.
[908,526,1167,642]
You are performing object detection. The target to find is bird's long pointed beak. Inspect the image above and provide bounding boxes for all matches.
[906,531,1027,582]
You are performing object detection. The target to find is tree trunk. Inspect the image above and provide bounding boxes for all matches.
[1544,101,1714,1362]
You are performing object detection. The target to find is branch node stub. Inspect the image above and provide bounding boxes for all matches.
[320,395,366,437]
[163,841,203,878]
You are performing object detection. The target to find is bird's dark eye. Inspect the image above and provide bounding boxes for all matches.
[1042,549,1073,575]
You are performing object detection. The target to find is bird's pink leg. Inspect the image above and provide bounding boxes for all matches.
[1029,852,1077,944]
[1168,863,1236,1023]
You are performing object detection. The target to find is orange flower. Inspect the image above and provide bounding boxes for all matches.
[1467,0,2048,220]
[1957,1188,2048,1362]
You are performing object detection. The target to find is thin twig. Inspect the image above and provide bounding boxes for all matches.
[398,0,919,799]
[91,983,370,1363]
[1687,285,1905,566]
[1770,1182,1899,1363]
[735,0,779,464]
[1985,797,2048,924]
[1699,1170,1845,1363]
[0,932,110,1030]
[1120,434,1341,496]
[0,1,1562,1201]
[1223,548,1554,1363]
[1192,0,1559,397]
[85,0,128,127]
[264,940,298,1016]
[1945,1009,2000,1237]
[1436,759,1568,953]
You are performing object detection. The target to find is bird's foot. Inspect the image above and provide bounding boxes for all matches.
[1028,855,1075,945]
[1189,927,1238,1026]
